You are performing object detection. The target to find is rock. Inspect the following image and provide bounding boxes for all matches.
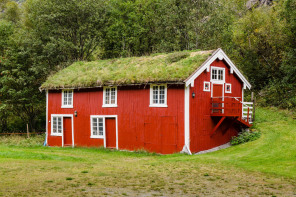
[246,0,273,9]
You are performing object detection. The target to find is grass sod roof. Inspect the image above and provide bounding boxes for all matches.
[41,50,214,90]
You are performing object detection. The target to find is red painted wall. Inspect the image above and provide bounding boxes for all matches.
[47,85,185,154]
[189,59,243,152]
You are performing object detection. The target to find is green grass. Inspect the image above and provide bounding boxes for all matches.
[0,107,295,196]
[41,50,213,89]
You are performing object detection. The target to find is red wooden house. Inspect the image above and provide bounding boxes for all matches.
[41,48,253,154]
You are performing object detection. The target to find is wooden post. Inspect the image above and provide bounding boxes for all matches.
[247,108,250,123]
[26,124,30,138]
[253,96,256,122]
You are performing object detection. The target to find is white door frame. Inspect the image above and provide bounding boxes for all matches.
[90,115,118,149]
[51,114,74,148]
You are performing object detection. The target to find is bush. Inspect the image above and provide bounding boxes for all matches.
[230,130,261,145]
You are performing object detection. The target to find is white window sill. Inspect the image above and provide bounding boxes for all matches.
[61,105,73,108]
[203,89,210,92]
[225,91,232,94]
[102,104,118,108]
[210,80,225,84]
[149,104,168,108]
[51,134,62,137]
[90,136,104,139]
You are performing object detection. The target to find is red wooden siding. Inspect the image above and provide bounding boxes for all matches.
[189,59,243,152]
[47,85,185,154]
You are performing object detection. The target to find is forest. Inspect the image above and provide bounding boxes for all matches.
[0,0,295,132]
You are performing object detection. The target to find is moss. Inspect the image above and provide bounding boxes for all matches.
[41,50,214,89]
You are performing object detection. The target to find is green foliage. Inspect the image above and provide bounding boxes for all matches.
[230,130,261,145]
[0,134,45,147]
[24,0,106,61]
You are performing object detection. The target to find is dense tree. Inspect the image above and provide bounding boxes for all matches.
[0,0,296,132]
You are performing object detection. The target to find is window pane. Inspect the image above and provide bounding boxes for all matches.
[58,117,62,133]
[153,86,158,104]
[68,91,72,105]
[53,117,57,133]
[159,86,165,104]
[98,118,103,136]
[111,88,116,104]
[105,88,110,104]
[63,91,68,105]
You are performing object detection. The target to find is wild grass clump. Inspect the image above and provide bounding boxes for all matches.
[230,130,261,145]
[166,52,189,63]
[0,134,45,147]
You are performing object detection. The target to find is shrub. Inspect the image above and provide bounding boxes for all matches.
[230,130,261,145]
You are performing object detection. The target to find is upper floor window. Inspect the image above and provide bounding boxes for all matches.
[52,116,62,136]
[203,81,210,92]
[211,67,225,82]
[62,90,73,108]
[225,83,232,93]
[103,86,117,107]
[150,84,167,107]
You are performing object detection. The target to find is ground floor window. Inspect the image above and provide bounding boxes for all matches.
[91,117,104,138]
[52,116,62,136]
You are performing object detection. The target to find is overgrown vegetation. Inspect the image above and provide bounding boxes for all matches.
[0,0,296,132]
[230,129,261,145]
[41,50,211,89]
[0,108,295,196]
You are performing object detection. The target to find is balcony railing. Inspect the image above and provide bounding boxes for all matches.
[211,97,253,125]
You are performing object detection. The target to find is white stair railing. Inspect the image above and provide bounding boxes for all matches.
[242,102,253,124]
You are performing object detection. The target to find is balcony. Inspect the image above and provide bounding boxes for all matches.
[211,97,253,129]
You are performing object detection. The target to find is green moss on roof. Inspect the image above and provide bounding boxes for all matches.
[41,50,214,89]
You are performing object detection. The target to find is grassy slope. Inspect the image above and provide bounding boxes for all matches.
[0,107,295,196]
[196,107,296,178]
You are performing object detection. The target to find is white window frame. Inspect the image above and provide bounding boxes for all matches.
[90,115,118,149]
[102,86,117,107]
[203,81,211,92]
[225,83,232,93]
[90,116,105,139]
[61,89,73,108]
[51,115,63,136]
[210,66,225,83]
[149,84,168,107]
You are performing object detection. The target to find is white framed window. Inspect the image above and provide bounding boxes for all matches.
[211,66,225,82]
[103,86,117,107]
[203,81,211,92]
[225,83,232,93]
[62,90,73,108]
[51,116,62,136]
[90,116,105,138]
[150,84,167,107]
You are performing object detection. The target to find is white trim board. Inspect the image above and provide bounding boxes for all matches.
[90,115,118,149]
[50,114,75,148]
[184,85,191,155]
[185,48,251,89]
[45,90,48,146]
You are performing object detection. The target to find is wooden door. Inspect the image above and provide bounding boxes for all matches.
[105,118,116,148]
[212,84,223,113]
[160,116,177,154]
[63,117,72,146]
[212,84,223,98]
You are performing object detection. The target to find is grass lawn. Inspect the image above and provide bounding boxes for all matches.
[0,107,295,196]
